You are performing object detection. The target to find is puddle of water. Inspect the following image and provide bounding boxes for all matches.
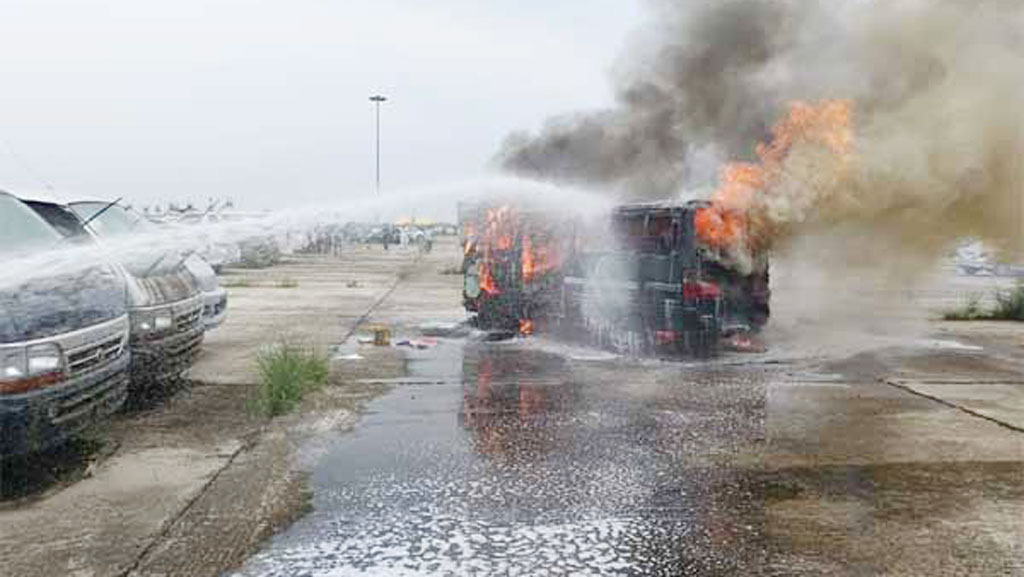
[236,339,772,576]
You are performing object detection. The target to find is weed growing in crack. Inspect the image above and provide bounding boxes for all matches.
[248,342,328,417]
[945,283,1024,321]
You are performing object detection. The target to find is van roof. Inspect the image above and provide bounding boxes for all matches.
[8,189,116,206]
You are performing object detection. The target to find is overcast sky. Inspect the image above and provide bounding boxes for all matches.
[0,0,643,211]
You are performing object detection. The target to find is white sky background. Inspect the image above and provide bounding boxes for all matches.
[0,0,643,214]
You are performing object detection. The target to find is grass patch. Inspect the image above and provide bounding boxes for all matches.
[944,283,1024,321]
[943,293,986,321]
[221,278,252,288]
[993,283,1024,320]
[248,343,329,417]
[274,278,299,288]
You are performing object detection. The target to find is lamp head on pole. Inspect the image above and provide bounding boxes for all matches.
[370,95,387,103]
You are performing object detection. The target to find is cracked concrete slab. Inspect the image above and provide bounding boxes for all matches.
[894,380,1024,432]
[0,243,455,577]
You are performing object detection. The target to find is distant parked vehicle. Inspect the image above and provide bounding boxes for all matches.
[170,211,242,272]
[214,211,282,268]
[20,196,206,399]
[0,191,130,457]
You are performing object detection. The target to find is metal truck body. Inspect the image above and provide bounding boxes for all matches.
[460,200,769,356]
[562,201,769,355]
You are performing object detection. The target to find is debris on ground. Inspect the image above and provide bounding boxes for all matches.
[396,338,437,350]
[418,321,471,338]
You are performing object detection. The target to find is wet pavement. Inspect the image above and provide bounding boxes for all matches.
[236,339,782,576]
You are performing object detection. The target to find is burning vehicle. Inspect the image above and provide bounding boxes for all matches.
[0,192,130,457]
[461,200,769,356]
[21,196,207,398]
[460,202,569,336]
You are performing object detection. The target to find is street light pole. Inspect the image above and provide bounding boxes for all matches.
[369,95,387,197]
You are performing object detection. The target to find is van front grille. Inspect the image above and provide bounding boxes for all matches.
[66,334,125,376]
[175,307,202,332]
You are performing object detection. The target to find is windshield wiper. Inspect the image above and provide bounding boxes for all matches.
[78,197,123,230]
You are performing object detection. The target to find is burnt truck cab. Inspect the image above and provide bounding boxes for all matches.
[28,199,206,396]
[573,201,770,355]
[459,203,567,335]
[0,192,130,457]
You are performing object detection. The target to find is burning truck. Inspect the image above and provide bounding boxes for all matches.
[460,200,769,356]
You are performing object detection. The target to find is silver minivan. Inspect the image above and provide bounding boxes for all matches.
[0,191,130,456]
[23,197,205,400]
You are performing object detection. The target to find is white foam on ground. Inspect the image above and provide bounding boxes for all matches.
[916,339,984,351]
[244,518,636,577]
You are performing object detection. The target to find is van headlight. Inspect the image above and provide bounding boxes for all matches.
[0,349,27,381]
[0,343,66,394]
[132,311,175,337]
[28,344,65,376]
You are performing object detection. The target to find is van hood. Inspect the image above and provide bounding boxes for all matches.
[0,265,127,344]
[123,264,201,308]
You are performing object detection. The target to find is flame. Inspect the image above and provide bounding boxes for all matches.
[479,261,499,295]
[697,99,854,250]
[519,319,534,335]
[485,205,516,252]
[694,206,746,249]
[473,205,519,296]
[469,202,561,331]
[522,236,536,281]
[463,222,476,256]
[521,232,560,283]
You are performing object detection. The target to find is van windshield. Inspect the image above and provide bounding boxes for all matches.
[69,202,155,237]
[0,194,62,254]
[26,201,95,243]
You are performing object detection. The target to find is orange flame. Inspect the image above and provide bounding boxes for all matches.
[485,206,516,252]
[519,319,534,335]
[474,205,519,296]
[521,233,560,283]
[522,236,535,281]
[697,99,853,250]
[694,206,746,249]
[479,261,499,295]
[463,222,476,256]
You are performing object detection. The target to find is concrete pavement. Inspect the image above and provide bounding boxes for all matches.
[3,238,1024,575]
[0,242,460,577]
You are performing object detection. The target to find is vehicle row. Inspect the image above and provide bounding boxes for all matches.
[0,191,229,457]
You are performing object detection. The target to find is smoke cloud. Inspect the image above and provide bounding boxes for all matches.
[498,0,1024,262]
[499,0,792,198]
